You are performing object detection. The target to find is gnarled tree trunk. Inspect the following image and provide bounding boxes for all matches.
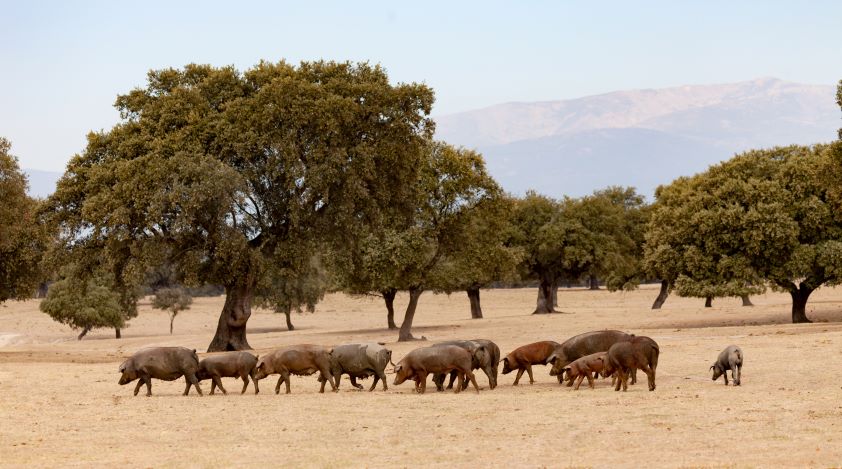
[704,296,713,308]
[790,286,813,323]
[398,287,424,342]
[115,328,121,339]
[77,327,90,341]
[383,288,398,330]
[588,275,600,290]
[533,275,557,314]
[741,295,754,307]
[651,280,669,309]
[208,283,254,351]
[467,286,483,319]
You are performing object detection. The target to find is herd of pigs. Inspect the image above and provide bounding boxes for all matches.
[117,330,745,396]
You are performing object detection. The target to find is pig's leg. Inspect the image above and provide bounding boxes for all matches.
[447,370,458,390]
[144,376,153,396]
[526,364,535,384]
[133,379,144,396]
[631,369,637,385]
[209,379,217,395]
[378,370,388,391]
[283,372,292,394]
[418,372,428,394]
[585,371,595,389]
[369,374,379,392]
[240,376,249,394]
[250,372,259,394]
[639,364,655,391]
[614,369,623,391]
[318,374,327,394]
[732,362,740,386]
[350,376,364,390]
[723,370,729,385]
[188,373,203,396]
[467,371,480,394]
[432,374,444,392]
[454,372,463,394]
[574,374,585,390]
[513,368,525,386]
[213,376,227,395]
[275,375,284,394]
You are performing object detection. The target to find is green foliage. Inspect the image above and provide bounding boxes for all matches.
[1,137,48,302]
[335,141,504,294]
[152,286,192,333]
[645,144,842,320]
[42,61,435,349]
[39,275,125,336]
[152,287,192,313]
[256,250,330,317]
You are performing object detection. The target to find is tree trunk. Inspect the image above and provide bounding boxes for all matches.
[284,307,294,331]
[115,328,121,339]
[790,286,813,323]
[77,327,90,340]
[589,275,600,290]
[533,275,556,314]
[207,283,254,352]
[741,295,754,307]
[651,280,669,309]
[552,278,559,307]
[398,287,424,341]
[170,313,175,335]
[383,288,398,330]
[467,286,483,319]
[36,282,49,298]
[704,296,713,308]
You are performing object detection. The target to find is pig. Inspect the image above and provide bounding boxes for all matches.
[118,346,202,396]
[500,341,561,385]
[393,345,480,394]
[472,339,501,389]
[431,340,488,391]
[253,345,336,394]
[554,352,608,390]
[196,351,259,395]
[317,343,394,392]
[603,336,660,392]
[547,330,635,385]
[711,345,743,386]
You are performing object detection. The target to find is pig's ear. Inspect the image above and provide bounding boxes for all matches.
[394,364,402,373]
[547,356,557,364]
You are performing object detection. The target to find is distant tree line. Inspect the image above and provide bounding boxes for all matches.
[0,66,840,345]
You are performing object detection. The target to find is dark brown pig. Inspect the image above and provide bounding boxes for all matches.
[555,352,607,390]
[431,340,487,391]
[196,351,259,395]
[393,345,480,394]
[118,347,202,396]
[317,343,393,392]
[603,336,660,392]
[500,341,561,385]
[547,330,634,384]
[253,345,335,394]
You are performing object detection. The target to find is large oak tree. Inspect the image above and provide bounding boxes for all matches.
[44,61,434,351]
[645,144,842,322]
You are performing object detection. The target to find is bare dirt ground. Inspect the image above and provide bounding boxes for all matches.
[2,285,842,468]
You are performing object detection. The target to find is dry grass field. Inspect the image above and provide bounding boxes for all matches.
[2,284,842,468]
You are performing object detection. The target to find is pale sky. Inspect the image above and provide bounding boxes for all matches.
[2,0,841,171]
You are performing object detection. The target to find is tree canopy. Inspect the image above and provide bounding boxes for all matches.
[40,274,125,340]
[152,287,192,334]
[44,61,434,351]
[1,137,48,303]
[645,144,842,322]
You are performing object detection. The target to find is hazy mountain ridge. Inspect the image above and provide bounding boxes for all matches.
[436,78,839,198]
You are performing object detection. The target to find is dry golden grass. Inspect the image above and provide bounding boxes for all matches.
[2,284,842,468]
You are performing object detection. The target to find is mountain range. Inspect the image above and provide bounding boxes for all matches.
[435,77,839,199]
[24,78,840,200]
